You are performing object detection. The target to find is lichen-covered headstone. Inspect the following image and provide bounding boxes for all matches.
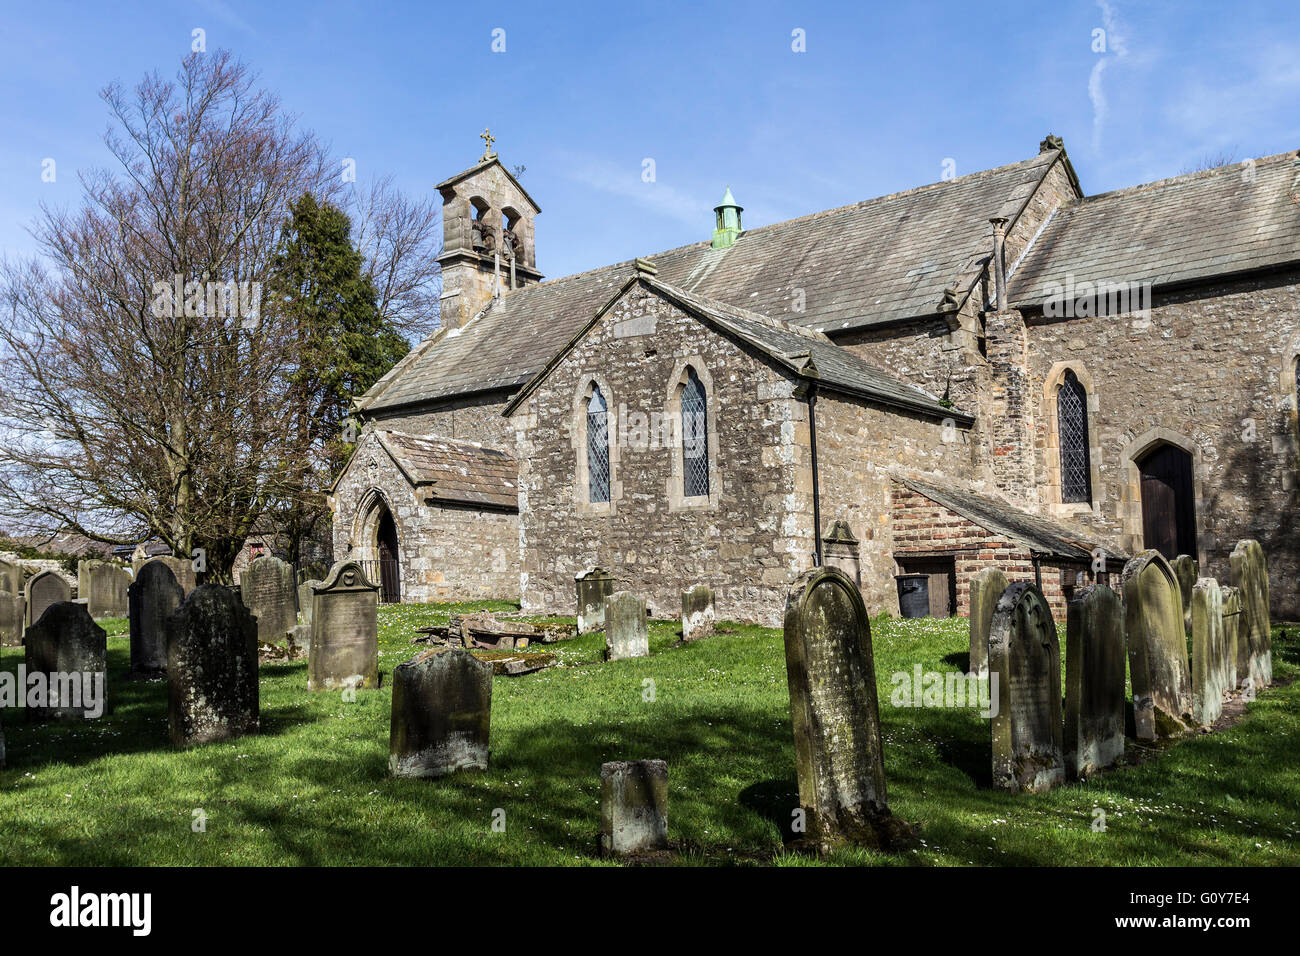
[604,591,648,661]
[1230,539,1271,689]
[297,579,320,629]
[127,560,184,676]
[1122,550,1194,740]
[680,584,715,642]
[308,561,379,691]
[821,520,862,588]
[990,582,1064,793]
[1064,584,1125,780]
[24,570,71,631]
[968,567,1008,678]
[575,567,614,633]
[1170,554,1198,631]
[240,554,297,646]
[166,585,259,746]
[389,648,492,778]
[0,559,24,647]
[24,601,107,721]
[599,760,668,856]
[782,566,902,852]
[1190,578,1228,726]
[78,560,131,619]
[1221,585,1242,690]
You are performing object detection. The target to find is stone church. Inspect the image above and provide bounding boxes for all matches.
[330,135,1300,626]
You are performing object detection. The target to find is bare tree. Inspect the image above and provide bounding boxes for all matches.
[0,52,336,580]
[1181,148,1240,174]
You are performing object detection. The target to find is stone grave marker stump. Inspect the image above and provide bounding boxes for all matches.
[599,760,669,856]
[1064,584,1125,780]
[680,584,715,642]
[389,647,492,778]
[166,585,259,746]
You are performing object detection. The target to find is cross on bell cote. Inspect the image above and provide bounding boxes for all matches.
[480,127,496,162]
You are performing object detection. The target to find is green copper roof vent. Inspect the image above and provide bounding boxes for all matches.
[711,186,743,249]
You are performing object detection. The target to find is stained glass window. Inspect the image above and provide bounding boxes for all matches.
[1057,370,1092,504]
[681,368,709,498]
[587,385,610,503]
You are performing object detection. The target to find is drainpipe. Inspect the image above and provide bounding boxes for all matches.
[989,217,1009,310]
[1032,554,1043,590]
[807,383,823,567]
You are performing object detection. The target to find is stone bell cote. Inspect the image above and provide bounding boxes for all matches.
[435,139,542,329]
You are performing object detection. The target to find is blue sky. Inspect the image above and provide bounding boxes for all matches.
[2,0,1298,281]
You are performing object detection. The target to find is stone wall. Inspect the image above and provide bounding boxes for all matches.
[366,390,514,448]
[513,283,805,626]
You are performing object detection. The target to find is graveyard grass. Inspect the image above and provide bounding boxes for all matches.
[0,605,1296,866]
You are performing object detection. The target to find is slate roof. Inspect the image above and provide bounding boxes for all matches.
[375,430,518,510]
[359,149,1066,414]
[894,475,1127,563]
[1010,150,1300,307]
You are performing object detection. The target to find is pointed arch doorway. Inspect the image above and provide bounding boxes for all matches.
[376,505,401,604]
[1137,443,1197,559]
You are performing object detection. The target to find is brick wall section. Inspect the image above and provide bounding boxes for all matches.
[330,429,519,603]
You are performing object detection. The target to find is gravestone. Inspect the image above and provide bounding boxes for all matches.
[78,560,131,619]
[24,601,107,721]
[1064,584,1125,780]
[821,520,862,588]
[297,580,320,629]
[1122,550,1194,739]
[968,567,1008,678]
[604,591,648,661]
[680,584,715,642]
[599,760,669,856]
[0,560,23,646]
[241,554,297,646]
[24,570,71,631]
[1170,554,1198,630]
[308,561,379,691]
[1230,539,1272,688]
[575,567,613,633]
[127,560,184,676]
[1221,585,1242,690]
[166,585,259,746]
[133,555,197,595]
[1190,578,1228,726]
[782,566,901,852]
[389,647,492,778]
[989,582,1065,793]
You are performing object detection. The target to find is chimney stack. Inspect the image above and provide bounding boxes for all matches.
[989,217,1009,310]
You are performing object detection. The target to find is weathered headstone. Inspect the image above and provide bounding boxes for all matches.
[1170,554,1198,631]
[821,520,862,588]
[575,567,613,633]
[968,567,1008,678]
[133,555,197,595]
[0,559,22,598]
[308,561,379,691]
[1190,578,1229,726]
[297,579,320,629]
[680,584,715,642]
[1221,585,1242,690]
[599,760,669,856]
[989,582,1064,793]
[166,585,259,746]
[389,647,492,778]
[1064,584,1125,780]
[1230,539,1272,689]
[127,560,184,676]
[1122,550,1194,739]
[604,591,648,661]
[0,559,23,646]
[24,570,71,631]
[24,601,107,721]
[78,560,131,619]
[240,554,297,646]
[782,566,901,852]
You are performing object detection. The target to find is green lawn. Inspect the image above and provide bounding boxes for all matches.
[0,604,1295,866]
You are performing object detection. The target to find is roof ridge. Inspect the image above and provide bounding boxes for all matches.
[647,276,828,343]
[1067,149,1299,207]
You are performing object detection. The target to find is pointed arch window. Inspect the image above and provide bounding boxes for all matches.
[681,367,710,498]
[1057,370,1092,504]
[587,385,610,503]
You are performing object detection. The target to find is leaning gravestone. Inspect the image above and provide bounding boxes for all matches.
[166,585,259,746]
[24,570,71,631]
[1064,584,1125,780]
[127,560,184,676]
[968,567,1008,677]
[133,555,197,596]
[604,591,648,661]
[1122,550,1194,740]
[1230,539,1272,688]
[78,560,131,619]
[389,647,492,778]
[599,760,669,856]
[680,584,715,642]
[24,601,107,721]
[240,554,297,646]
[1221,586,1242,690]
[989,582,1065,793]
[1190,578,1229,726]
[1170,554,1198,631]
[782,566,902,852]
[575,567,614,633]
[0,560,23,647]
[308,561,379,691]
